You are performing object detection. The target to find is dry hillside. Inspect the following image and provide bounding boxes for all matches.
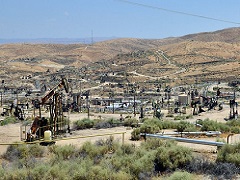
[0,27,239,85]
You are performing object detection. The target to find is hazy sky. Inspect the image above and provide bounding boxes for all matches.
[0,0,240,39]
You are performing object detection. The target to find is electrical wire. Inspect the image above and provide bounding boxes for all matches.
[116,0,240,25]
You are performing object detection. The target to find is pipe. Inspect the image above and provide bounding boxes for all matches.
[141,133,225,147]
[157,131,221,136]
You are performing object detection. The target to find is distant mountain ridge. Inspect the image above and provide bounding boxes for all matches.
[0,37,117,44]
[1,27,239,45]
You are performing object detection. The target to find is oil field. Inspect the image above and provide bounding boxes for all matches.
[0,26,240,179]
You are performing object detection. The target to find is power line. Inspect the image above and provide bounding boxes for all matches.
[116,0,240,25]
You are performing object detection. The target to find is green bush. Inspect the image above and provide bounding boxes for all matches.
[162,120,178,129]
[129,150,156,178]
[226,119,240,127]
[231,126,240,134]
[4,144,45,161]
[141,138,176,151]
[74,118,95,129]
[139,118,163,134]
[174,115,186,121]
[199,119,231,133]
[140,123,160,134]
[176,121,193,132]
[119,143,136,155]
[95,136,119,154]
[217,143,240,166]
[1,116,17,126]
[49,144,77,161]
[155,145,193,171]
[168,171,193,180]
[0,167,5,179]
[79,141,108,159]
[111,170,131,180]
[131,128,141,140]
[31,163,51,179]
[88,165,111,180]
[123,117,138,127]
[1,168,29,180]
[107,118,122,127]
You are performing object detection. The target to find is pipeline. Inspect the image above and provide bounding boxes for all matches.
[0,132,126,146]
[157,131,221,137]
[141,133,225,147]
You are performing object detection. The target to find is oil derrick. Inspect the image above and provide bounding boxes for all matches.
[25,78,69,142]
[229,99,238,119]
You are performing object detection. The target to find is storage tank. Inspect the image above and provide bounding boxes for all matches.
[44,130,52,141]
[178,94,190,105]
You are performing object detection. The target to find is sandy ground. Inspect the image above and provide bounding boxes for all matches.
[0,102,239,156]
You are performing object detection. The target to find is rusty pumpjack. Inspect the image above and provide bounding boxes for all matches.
[22,78,69,144]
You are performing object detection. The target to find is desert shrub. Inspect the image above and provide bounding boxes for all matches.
[174,115,186,121]
[129,150,156,178]
[161,120,178,129]
[0,167,5,179]
[141,138,176,151]
[95,136,119,154]
[30,163,52,179]
[154,145,193,171]
[46,163,69,180]
[123,117,138,127]
[110,155,131,172]
[168,171,193,180]
[111,170,132,180]
[72,167,88,180]
[131,128,141,140]
[78,141,108,159]
[119,143,136,155]
[94,121,112,129]
[231,126,240,133]
[88,165,111,180]
[185,156,213,174]
[217,143,240,167]
[199,119,231,133]
[187,158,240,180]
[184,125,198,132]
[28,144,45,158]
[226,119,240,127]
[139,118,163,134]
[74,118,94,129]
[176,121,193,132]
[49,144,77,161]
[107,118,122,127]
[140,123,160,134]
[0,116,17,126]
[110,147,155,178]
[1,168,29,180]
[3,144,45,161]
[226,120,240,133]
[209,162,240,179]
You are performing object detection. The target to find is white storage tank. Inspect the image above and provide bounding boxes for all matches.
[44,130,52,141]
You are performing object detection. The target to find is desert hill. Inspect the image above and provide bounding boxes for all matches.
[0,27,239,86]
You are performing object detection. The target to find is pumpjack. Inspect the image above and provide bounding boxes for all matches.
[21,78,70,144]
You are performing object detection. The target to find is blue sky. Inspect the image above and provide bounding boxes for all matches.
[0,0,239,39]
